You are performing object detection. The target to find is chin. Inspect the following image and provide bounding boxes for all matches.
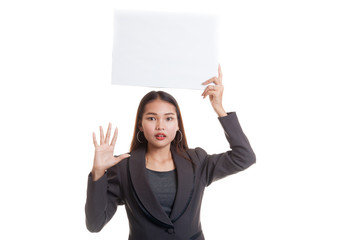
[148,140,172,149]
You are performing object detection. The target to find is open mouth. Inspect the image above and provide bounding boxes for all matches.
[155,133,166,140]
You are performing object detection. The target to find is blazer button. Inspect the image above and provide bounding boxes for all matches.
[167,228,175,234]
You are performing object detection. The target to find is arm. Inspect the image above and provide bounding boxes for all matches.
[85,166,122,232]
[199,65,256,186]
[85,123,130,232]
[196,112,256,186]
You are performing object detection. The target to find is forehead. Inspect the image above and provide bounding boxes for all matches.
[143,99,177,114]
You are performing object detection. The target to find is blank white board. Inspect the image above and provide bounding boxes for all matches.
[111,10,218,89]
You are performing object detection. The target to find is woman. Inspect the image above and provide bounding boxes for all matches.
[85,65,256,239]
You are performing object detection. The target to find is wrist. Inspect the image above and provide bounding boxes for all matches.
[213,106,227,117]
[91,168,106,181]
[217,111,227,118]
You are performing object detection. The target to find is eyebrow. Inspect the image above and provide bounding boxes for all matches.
[145,112,175,116]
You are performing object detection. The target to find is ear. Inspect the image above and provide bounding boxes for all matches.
[138,122,143,132]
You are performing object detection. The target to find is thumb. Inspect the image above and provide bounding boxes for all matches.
[114,153,131,164]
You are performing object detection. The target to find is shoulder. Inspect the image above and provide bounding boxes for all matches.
[186,147,208,164]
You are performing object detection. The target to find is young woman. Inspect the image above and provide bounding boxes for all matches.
[85,65,256,240]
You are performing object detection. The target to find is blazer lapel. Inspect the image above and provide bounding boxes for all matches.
[170,147,195,222]
[128,145,173,227]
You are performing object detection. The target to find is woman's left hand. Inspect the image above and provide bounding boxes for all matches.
[201,64,227,117]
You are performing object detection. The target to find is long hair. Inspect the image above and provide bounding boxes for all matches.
[130,91,189,159]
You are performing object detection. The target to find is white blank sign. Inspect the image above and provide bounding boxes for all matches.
[111,10,218,89]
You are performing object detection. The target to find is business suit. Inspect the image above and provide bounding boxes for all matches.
[85,112,256,240]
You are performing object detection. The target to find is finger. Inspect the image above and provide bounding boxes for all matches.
[202,89,217,99]
[100,126,104,145]
[92,132,99,148]
[110,127,118,147]
[203,76,221,86]
[105,122,112,144]
[203,84,224,99]
[202,85,218,98]
[218,64,223,83]
[201,85,214,98]
[201,85,210,98]
[201,77,217,86]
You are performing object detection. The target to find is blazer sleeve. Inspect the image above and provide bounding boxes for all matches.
[195,112,256,186]
[85,164,123,232]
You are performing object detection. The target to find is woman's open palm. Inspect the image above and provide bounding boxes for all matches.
[92,123,130,180]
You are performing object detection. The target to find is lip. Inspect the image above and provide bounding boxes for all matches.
[155,133,166,140]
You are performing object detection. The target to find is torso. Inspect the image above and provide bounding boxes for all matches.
[146,168,177,217]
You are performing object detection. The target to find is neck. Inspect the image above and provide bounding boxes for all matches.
[146,144,171,161]
[146,144,175,171]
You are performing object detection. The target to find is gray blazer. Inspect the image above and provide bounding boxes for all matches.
[85,112,256,240]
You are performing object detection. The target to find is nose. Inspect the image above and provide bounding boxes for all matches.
[156,125,165,130]
[156,119,165,130]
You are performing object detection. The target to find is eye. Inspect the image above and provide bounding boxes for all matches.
[166,117,173,121]
[147,117,156,121]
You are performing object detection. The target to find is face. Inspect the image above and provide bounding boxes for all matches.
[139,99,179,150]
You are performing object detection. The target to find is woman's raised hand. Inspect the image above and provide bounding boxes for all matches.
[91,123,130,181]
[201,64,227,117]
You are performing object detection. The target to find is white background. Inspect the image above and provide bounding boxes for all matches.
[0,0,359,239]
